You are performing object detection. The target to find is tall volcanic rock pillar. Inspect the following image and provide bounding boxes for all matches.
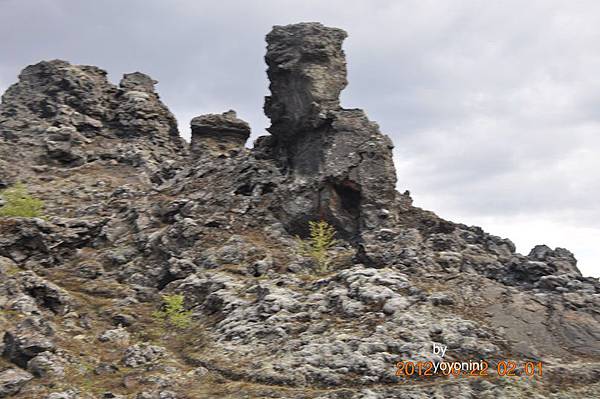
[262,23,399,238]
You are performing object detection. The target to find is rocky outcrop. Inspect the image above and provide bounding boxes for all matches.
[113,72,181,140]
[0,61,183,144]
[0,60,187,195]
[190,110,250,157]
[0,60,113,134]
[261,23,398,239]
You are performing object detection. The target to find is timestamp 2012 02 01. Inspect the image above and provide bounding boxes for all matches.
[395,360,543,378]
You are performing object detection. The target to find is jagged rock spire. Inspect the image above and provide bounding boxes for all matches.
[262,23,399,238]
[113,71,181,140]
[264,22,348,137]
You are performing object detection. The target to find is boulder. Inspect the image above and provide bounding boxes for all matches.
[26,351,65,378]
[2,317,55,368]
[190,110,250,157]
[528,244,581,275]
[0,368,33,398]
[122,344,166,368]
[44,391,78,399]
[98,326,130,345]
[18,271,73,314]
[119,72,158,93]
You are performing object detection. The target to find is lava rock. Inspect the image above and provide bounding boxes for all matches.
[26,351,65,378]
[2,317,55,368]
[190,110,250,157]
[262,22,399,238]
[122,344,166,368]
[0,368,33,398]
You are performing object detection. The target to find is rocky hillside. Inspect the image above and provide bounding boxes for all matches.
[0,22,598,399]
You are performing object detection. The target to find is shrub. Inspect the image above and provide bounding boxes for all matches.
[297,220,339,273]
[0,182,44,218]
[152,294,192,329]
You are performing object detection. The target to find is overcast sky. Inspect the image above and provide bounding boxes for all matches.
[1,0,599,277]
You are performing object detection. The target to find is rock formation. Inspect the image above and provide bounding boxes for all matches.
[264,23,348,136]
[190,110,250,157]
[262,23,399,240]
[0,22,598,399]
[0,60,186,191]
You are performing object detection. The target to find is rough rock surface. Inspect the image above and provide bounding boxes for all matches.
[0,22,598,399]
[0,369,33,398]
[0,59,187,198]
[262,23,399,240]
[190,110,250,157]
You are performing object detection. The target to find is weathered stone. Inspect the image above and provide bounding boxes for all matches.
[120,72,157,93]
[190,110,250,157]
[2,317,55,368]
[114,72,182,142]
[122,344,166,368]
[0,59,186,192]
[0,368,33,398]
[262,23,398,239]
[18,271,73,314]
[528,244,581,275]
[45,391,79,399]
[98,326,131,345]
[26,351,65,378]
[0,218,53,264]
[264,23,347,136]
